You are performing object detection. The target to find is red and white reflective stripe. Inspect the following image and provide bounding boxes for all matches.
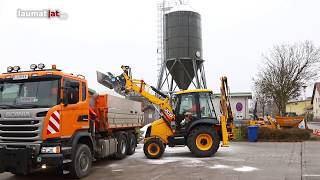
[47,111,60,135]
[313,129,320,136]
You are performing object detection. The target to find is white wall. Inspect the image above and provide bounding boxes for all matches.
[313,90,320,119]
[212,96,250,120]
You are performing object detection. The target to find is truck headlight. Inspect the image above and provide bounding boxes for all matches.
[41,146,61,154]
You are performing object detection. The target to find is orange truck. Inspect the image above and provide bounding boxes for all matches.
[0,64,144,178]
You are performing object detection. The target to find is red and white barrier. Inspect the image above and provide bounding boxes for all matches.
[313,129,320,136]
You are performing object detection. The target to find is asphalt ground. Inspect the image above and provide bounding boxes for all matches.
[0,141,319,180]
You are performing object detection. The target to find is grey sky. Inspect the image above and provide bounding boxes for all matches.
[0,0,319,97]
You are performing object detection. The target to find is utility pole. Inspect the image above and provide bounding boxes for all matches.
[302,85,308,129]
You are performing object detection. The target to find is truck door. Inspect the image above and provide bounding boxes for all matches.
[61,78,89,137]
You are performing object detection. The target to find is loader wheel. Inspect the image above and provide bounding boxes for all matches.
[127,132,137,155]
[113,134,127,160]
[187,126,220,157]
[70,144,92,179]
[143,138,164,159]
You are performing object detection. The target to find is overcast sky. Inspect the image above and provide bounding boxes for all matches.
[0,0,319,97]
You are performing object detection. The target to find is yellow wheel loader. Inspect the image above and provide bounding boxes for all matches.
[97,66,234,159]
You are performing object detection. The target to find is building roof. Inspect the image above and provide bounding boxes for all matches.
[287,98,312,104]
[175,89,212,95]
[212,92,252,99]
[311,82,320,104]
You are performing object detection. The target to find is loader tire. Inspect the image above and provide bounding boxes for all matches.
[143,138,165,159]
[70,144,92,179]
[113,134,127,160]
[187,126,220,157]
[127,132,137,155]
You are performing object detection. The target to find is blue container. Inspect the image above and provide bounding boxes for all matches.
[248,125,259,142]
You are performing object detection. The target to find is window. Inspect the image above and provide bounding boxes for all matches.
[82,82,87,101]
[199,93,216,118]
[64,79,79,104]
[178,94,196,116]
[0,80,59,107]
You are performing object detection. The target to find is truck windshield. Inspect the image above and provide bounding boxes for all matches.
[0,80,59,108]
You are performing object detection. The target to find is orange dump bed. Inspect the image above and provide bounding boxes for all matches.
[275,116,304,128]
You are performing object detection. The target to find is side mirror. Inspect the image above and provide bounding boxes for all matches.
[63,87,78,105]
[67,88,78,104]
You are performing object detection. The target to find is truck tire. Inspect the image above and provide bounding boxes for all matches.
[70,144,92,179]
[127,132,137,155]
[113,134,127,160]
[143,138,165,159]
[187,126,220,157]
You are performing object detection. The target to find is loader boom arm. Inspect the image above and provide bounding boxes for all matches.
[219,76,234,147]
[121,69,175,122]
[98,65,175,124]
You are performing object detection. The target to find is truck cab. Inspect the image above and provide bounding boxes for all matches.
[0,64,89,175]
[0,64,143,178]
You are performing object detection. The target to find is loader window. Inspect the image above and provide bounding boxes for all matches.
[178,94,196,116]
[199,93,216,118]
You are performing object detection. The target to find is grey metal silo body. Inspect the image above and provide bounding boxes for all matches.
[165,11,202,60]
[164,10,204,90]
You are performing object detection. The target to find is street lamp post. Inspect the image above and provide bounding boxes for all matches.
[302,85,308,129]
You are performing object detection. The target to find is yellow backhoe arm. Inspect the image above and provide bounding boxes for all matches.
[219,76,234,147]
[120,66,175,124]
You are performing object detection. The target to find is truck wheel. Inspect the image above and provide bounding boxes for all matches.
[143,138,164,159]
[127,132,137,155]
[187,126,220,157]
[70,144,92,179]
[113,134,127,160]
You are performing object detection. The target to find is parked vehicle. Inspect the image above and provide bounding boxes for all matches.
[0,64,144,178]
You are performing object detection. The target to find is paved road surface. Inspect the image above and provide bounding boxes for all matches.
[0,142,319,180]
[308,122,320,130]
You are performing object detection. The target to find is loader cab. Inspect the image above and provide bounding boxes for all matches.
[173,89,218,129]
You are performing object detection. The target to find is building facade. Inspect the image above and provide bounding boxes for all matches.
[312,83,320,120]
[212,92,252,120]
[286,99,311,116]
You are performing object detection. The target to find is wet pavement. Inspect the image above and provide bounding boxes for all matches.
[0,142,319,180]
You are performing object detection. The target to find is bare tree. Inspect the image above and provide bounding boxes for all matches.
[254,41,320,115]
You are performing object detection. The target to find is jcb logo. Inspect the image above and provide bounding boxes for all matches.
[164,108,174,118]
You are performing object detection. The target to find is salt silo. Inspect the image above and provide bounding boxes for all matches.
[157,3,207,91]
